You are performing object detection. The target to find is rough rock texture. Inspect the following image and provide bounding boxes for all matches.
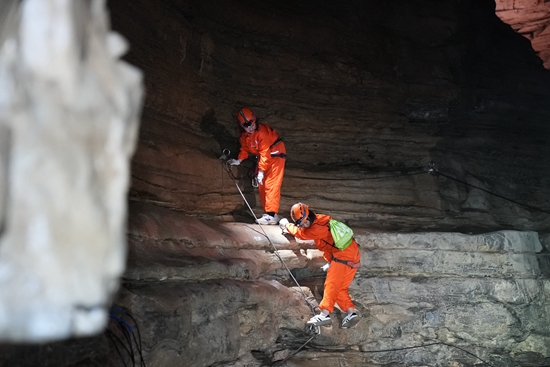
[0,0,143,342]
[0,0,549,366]
[109,204,549,367]
[496,0,550,69]
[112,0,550,233]
[5,203,537,366]
[105,0,550,365]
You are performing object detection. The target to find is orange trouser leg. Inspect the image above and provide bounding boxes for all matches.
[258,158,285,213]
[319,262,357,313]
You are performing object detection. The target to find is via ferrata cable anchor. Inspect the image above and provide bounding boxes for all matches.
[219,149,230,160]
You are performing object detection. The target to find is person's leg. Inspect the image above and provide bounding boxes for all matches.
[334,266,357,312]
[263,158,285,214]
[258,172,266,211]
[305,263,344,326]
[333,266,360,328]
[319,262,349,313]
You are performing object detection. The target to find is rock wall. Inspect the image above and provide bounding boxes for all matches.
[0,0,549,366]
[108,0,550,233]
[496,0,550,69]
[2,219,548,366]
[108,204,550,366]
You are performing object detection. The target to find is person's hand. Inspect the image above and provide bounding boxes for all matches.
[321,263,330,272]
[279,218,289,233]
[227,159,241,166]
[257,171,264,185]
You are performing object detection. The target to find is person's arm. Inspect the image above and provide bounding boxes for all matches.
[255,127,272,172]
[285,223,306,239]
[283,221,333,262]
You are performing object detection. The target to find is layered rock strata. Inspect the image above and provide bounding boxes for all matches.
[109,0,550,233]
[104,203,550,367]
[0,0,549,366]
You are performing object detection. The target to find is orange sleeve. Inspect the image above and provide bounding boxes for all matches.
[256,125,275,172]
[286,214,335,262]
[285,223,306,239]
[237,133,250,161]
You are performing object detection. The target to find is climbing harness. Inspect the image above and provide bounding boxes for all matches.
[332,255,361,269]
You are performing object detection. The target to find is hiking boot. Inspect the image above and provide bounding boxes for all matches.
[256,213,279,225]
[306,313,332,327]
[341,313,360,329]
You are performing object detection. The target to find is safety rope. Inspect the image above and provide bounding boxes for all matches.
[363,340,497,367]
[428,162,550,215]
[220,150,322,363]
[276,340,498,367]
[285,169,426,181]
[270,334,317,367]
[283,162,549,215]
[108,306,147,367]
[220,156,543,366]
[220,152,318,316]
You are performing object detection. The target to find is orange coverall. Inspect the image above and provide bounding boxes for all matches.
[237,123,286,214]
[286,213,361,313]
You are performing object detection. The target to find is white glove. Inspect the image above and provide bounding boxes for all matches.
[279,218,289,233]
[321,263,330,272]
[227,159,241,166]
[257,171,264,185]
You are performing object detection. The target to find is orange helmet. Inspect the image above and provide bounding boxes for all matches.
[237,107,257,129]
[290,202,309,226]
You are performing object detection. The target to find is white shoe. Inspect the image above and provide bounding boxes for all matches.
[306,313,332,326]
[341,313,360,329]
[256,213,279,225]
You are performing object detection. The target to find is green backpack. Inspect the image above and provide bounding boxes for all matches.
[329,219,354,250]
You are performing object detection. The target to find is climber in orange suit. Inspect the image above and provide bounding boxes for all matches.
[279,202,361,329]
[227,107,286,225]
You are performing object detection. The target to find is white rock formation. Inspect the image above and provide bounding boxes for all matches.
[0,0,143,342]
